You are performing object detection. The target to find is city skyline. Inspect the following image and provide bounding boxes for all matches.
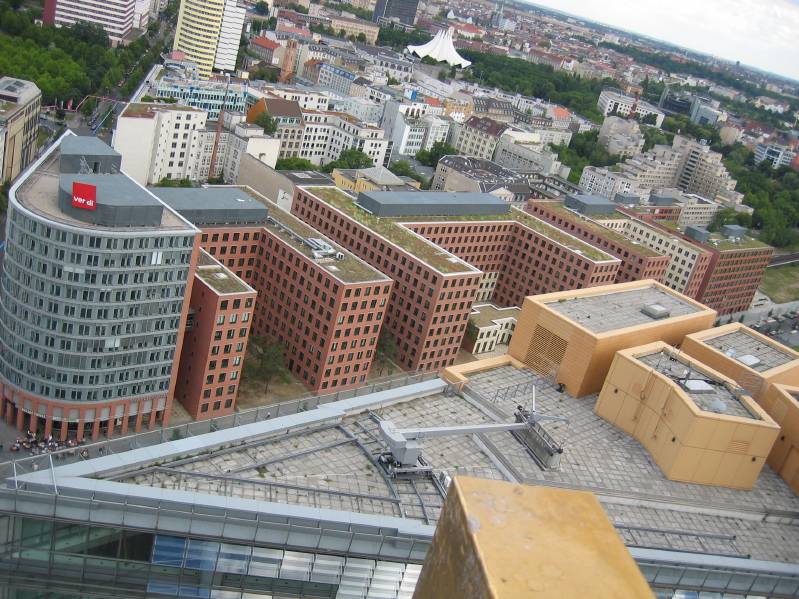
[528,0,799,83]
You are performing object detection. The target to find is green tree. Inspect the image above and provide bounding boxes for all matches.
[248,337,292,395]
[638,113,658,126]
[377,27,432,50]
[356,32,367,43]
[0,181,9,215]
[374,331,399,376]
[323,148,374,172]
[287,2,309,14]
[154,177,193,187]
[457,49,616,123]
[415,141,457,167]
[386,75,400,86]
[708,208,751,232]
[389,160,429,188]
[254,0,269,15]
[641,125,671,151]
[275,157,315,170]
[552,130,620,183]
[254,111,278,135]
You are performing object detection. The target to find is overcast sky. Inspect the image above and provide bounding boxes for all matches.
[527,0,799,82]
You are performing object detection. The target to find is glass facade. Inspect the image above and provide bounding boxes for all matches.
[0,205,194,404]
[0,515,421,598]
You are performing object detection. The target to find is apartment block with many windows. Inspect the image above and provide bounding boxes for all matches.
[291,187,620,373]
[161,186,392,392]
[44,0,135,44]
[0,77,41,184]
[527,200,671,288]
[174,251,256,420]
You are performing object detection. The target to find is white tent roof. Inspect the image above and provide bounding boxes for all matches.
[406,27,472,69]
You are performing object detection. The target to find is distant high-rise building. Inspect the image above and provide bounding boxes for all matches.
[43,0,136,44]
[173,0,245,79]
[372,0,419,26]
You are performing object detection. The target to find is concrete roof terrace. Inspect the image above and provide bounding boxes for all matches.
[11,365,798,571]
[304,187,617,275]
[703,329,799,373]
[469,303,520,328]
[637,350,760,420]
[196,250,255,295]
[12,141,193,233]
[546,284,701,334]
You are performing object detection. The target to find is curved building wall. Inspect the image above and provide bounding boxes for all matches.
[0,201,196,435]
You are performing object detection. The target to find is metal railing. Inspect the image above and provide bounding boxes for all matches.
[0,371,440,480]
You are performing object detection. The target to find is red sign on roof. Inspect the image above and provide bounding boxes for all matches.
[72,182,97,211]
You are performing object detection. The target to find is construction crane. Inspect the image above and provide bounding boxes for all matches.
[208,74,231,181]
[377,392,568,476]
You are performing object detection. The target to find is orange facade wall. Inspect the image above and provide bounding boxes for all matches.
[596,343,779,490]
[508,281,717,397]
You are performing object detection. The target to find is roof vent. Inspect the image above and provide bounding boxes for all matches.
[684,379,715,394]
[641,303,670,320]
[737,354,761,368]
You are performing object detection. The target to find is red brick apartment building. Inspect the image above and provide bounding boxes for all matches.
[663,224,775,315]
[158,186,392,394]
[175,251,257,420]
[291,187,620,373]
[527,198,772,315]
[528,199,671,286]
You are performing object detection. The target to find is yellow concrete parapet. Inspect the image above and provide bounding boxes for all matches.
[682,322,799,403]
[596,341,780,490]
[413,476,655,599]
[760,383,799,495]
[508,280,717,397]
[441,355,526,391]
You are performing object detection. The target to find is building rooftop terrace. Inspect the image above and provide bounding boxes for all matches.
[546,285,702,333]
[14,146,192,233]
[122,102,204,118]
[305,187,615,273]
[469,304,520,328]
[91,364,799,565]
[261,192,389,284]
[703,329,799,373]
[638,350,759,420]
[533,200,661,257]
[196,251,254,295]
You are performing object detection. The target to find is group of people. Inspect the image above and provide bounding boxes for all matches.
[5,429,85,456]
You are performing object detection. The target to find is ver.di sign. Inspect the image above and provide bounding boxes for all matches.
[72,182,97,211]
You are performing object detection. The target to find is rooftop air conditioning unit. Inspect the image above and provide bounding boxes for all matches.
[641,303,670,320]
[335,252,345,260]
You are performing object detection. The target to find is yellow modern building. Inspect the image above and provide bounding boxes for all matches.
[760,383,799,494]
[507,280,717,397]
[173,0,244,79]
[413,476,655,599]
[682,323,799,402]
[596,342,779,490]
[332,165,418,193]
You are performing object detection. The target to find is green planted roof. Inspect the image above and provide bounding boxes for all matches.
[306,187,616,270]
